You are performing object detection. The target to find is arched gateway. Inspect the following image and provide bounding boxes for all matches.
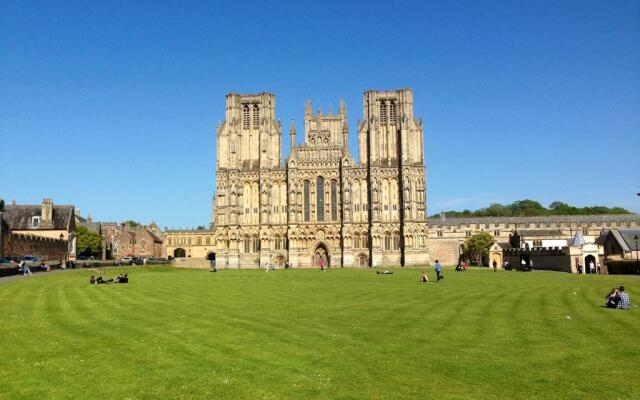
[312,243,329,269]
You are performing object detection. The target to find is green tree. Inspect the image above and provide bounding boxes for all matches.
[76,225,102,257]
[462,232,495,266]
[124,220,139,227]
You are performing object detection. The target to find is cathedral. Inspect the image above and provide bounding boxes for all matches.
[167,89,430,268]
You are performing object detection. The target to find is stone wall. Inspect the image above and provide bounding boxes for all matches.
[425,238,459,266]
[2,233,68,261]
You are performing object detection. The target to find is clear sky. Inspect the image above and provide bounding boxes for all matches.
[1,1,639,228]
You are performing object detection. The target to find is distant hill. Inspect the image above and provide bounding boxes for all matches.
[429,200,631,219]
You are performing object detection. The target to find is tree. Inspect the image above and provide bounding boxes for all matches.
[124,220,139,227]
[462,232,495,266]
[76,225,102,257]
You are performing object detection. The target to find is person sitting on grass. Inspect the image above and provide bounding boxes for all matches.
[605,288,619,308]
[89,276,96,285]
[96,276,105,284]
[617,286,631,309]
[420,271,429,283]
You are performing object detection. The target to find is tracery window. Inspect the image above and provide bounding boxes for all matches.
[303,180,310,222]
[242,104,249,129]
[354,234,360,249]
[253,237,260,253]
[244,238,250,253]
[252,104,259,127]
[316,177,325,222]
[389,101,397,124]
[384,234,391,251]
[380,101,387,124]
[275,235,280,250]
[331,179,337,221]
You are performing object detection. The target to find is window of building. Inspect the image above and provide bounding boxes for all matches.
[465,231,472,237]
[354,234,360,249]
[393,234,400,250]
[206,237,210,245]
[197,237,202,245]
[188,238,192,245]
[253,237,260,253]
[275,236,280,250]
[494,230,500,236]
[389,101,397,124]
[362,235,369,249]
[31,216,40,228]
[380,101,387,123]
[303,180,310,222]
[252,104,259,127]
[437,231,443,237]
[316,176,325,222]
[331,179,337,221]
[242,104,249,129]
[384,234,391,251]
[244,238,250,253]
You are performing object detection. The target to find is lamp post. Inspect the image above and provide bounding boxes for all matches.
[634,234,639,274]
[60,233,65,269]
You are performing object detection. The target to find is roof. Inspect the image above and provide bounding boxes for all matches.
[75,215,101,233]
[146,229,163,243]
[427,214,640,226]
[3,205,74,231]
[618,229,640,251]
[518,229,563,237]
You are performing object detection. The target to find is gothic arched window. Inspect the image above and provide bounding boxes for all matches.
[252,104,259,127]
[389,101,397,124]
[242,104,249,129]
[330,179,338,221]
[316,176,325,222]
[380,101,387,124]
[303,180,310,222]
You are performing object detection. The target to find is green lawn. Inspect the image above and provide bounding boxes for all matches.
[0,267,638,399]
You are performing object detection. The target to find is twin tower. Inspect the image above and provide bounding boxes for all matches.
[213,89,430,269]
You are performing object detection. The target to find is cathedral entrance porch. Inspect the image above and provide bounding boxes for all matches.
[313,243,330,269]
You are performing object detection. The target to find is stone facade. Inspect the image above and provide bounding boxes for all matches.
[426,215,640,265]
[165,89,430,268]
[0,198,76,261]
[102,222,165,259]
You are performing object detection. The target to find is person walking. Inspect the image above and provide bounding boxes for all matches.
[492,260,497,272]
[434,260,442,282]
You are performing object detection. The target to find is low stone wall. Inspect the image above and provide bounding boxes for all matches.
[172,258,211,269]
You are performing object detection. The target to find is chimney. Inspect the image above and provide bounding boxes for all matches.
[41,198,54,228]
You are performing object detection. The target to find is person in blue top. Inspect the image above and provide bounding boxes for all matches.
[434,260,442,282]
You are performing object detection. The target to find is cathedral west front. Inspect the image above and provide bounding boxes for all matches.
[166,89,431,268]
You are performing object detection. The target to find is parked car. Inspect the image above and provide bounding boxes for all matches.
[21,256,41,267]
[114,256,134,266]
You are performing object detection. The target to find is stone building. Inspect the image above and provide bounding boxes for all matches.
[101,222,165,259]
[426,214,640,266]
[0,198,76,261]
[166,89,430,268]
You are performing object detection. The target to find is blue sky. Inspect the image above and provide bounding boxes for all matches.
[1,1,639,228]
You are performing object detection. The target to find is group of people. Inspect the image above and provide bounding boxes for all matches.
[89,274,129,285]
[605,286,631,309]
[577,261,600,274]
[455,261,468,272]
[420,260,443,283]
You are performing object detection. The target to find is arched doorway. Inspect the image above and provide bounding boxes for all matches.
[312,243,329,269]
[357,253,368,268]
[275,255,285,269]
[584,254,596,274]
[174,248,186,258]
